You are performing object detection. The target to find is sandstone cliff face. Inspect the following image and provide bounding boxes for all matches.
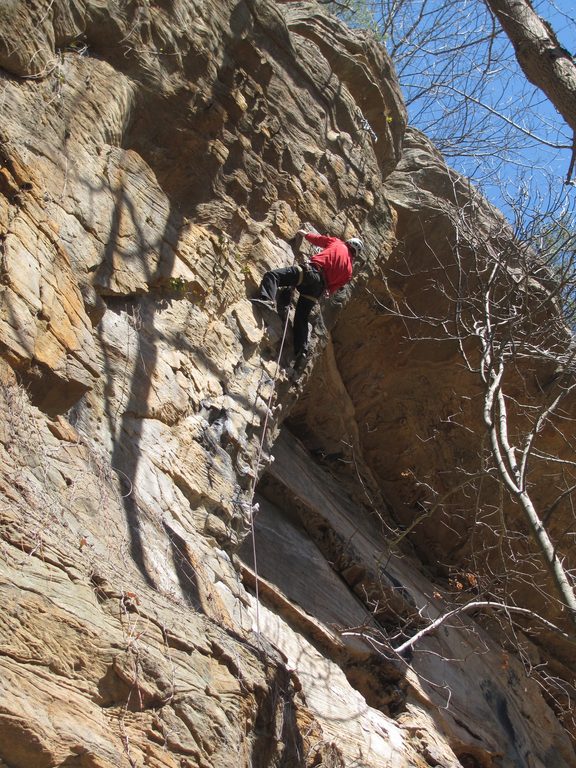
[0,2,574,768]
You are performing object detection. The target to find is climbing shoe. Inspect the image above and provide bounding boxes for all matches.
[250,297,276,312]
[293,349,308,371]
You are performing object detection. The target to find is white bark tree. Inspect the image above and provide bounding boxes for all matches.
[473,239,576,627]
[385,184,576,628]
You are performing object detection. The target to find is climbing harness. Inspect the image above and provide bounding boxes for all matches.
[298,293,319,303]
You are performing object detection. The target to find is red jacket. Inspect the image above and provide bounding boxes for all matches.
[304,233,353,294]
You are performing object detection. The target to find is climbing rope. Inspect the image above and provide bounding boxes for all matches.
[247,303,292,647]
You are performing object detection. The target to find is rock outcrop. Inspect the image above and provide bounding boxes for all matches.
[0,2,574,767]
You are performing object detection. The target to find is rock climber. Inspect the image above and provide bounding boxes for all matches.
[250,229,364,367]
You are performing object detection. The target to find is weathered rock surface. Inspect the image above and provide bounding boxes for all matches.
[0,2,574,767]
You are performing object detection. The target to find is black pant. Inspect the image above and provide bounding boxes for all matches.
[257,265,325,356]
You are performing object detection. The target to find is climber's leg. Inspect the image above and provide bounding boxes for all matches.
[252,266,302,307]
[293,295,316,359]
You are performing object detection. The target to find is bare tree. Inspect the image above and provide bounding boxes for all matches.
[382,174,576,629]
[466,238,576,627]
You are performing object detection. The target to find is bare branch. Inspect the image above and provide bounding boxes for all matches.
[437,82,573,150]
[393,600,572,655]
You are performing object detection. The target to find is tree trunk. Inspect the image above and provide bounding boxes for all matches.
[484,0,576,137]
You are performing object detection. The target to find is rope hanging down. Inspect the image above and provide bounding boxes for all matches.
[247,305,292,644]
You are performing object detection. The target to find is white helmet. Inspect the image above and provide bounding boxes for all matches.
[346,237,364,257]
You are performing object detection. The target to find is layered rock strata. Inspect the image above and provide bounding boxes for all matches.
[0,2,574,767]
